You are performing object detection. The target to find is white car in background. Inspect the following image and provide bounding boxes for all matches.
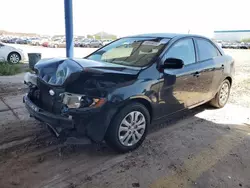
[216,42,222,48]
[102,39,113,46]
[0,42,25,63]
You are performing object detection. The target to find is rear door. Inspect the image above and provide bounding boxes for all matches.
[0,43,7,61]
[194,38,224,100]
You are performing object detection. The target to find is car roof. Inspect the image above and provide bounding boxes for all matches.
[126,33,207,39]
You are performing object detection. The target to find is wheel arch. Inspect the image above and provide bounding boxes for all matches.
[215,76,232,94]
[225,76,232,86]
[119,97,153,123]
[7,51,21,60]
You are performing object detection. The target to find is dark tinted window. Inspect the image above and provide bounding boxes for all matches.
[165,39,195,65]
[196,39,221,61]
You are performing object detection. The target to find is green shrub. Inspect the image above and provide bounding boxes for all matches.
[0,62,22,76]
[241,38,250,43]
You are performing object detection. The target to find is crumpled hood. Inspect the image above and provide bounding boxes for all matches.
[34,58,140,86]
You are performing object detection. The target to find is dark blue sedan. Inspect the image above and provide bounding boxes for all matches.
[24,33,234,152]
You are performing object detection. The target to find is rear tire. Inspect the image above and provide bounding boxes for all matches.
[105,103,150,153]
[209,79,231,108]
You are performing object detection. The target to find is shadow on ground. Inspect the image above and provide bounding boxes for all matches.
[0,104,249,188]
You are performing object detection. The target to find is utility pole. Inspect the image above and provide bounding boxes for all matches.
[64,0,74,58]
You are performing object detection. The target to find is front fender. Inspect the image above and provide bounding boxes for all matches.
[107,79,160,120]
[109,79,158,102]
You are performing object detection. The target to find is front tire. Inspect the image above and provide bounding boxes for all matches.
[8,52,21,64]
[210,79,231,108]
[105,103,150,153]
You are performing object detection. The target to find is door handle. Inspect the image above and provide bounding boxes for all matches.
[193,72,200,77]
[221,64,224,70]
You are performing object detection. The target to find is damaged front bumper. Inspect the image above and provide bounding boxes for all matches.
[23,94,73,136]
[23,94,118,143]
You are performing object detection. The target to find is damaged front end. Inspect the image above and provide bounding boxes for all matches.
[23,58,138,143]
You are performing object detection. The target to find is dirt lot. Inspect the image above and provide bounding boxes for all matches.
[0,49,250,188]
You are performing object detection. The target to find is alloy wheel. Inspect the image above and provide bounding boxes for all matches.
[219,82,229,105]
[9,53,20,63]
[118,111,146,147]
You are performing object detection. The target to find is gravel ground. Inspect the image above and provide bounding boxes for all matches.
[225,49,250,108]
[0,49,249,188]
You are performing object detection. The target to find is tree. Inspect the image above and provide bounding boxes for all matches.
[87,35,94,39]
[241,38,250,43]
[94,35,101,40]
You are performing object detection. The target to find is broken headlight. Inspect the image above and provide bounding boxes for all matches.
[24,72,37,86]
[61,92,106,109]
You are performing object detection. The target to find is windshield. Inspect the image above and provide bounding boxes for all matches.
[86,37,169,67]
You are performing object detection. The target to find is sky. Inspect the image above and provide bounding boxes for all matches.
[0,0,249,38]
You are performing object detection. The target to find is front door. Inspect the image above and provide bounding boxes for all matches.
[157,38,201,118]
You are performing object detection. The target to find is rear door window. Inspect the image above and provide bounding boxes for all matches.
[196,38,221,61]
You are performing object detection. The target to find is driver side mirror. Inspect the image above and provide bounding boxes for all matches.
[162,58,184,69]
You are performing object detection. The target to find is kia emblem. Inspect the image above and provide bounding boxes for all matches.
[49,89,55,96]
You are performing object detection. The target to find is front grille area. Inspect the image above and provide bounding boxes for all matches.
[33,79,65,114]
[38,80,54,112]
